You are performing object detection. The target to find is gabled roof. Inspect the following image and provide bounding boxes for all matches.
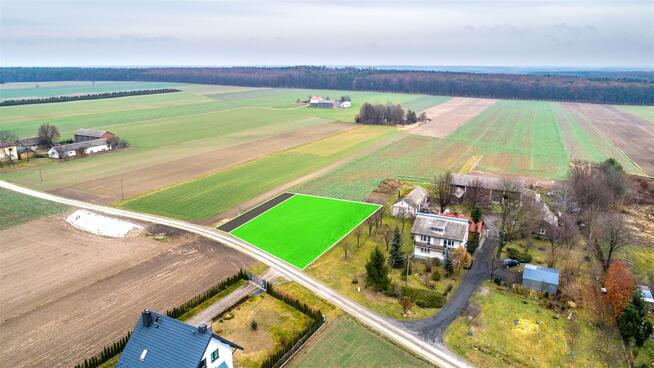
[51,138,108,154]
[74,128,111,138]
[451,173,526,192]
[394,186,428,207]
[117,310,242,368]
[523,264,559,285]
[15,137,41,147]
[411,213,468,242]
[0,141,16,149]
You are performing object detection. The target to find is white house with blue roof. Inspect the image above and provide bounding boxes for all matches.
[522,264,560,294]
[117,309,242,368]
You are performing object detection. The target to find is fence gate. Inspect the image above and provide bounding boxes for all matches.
[247,272,267,292]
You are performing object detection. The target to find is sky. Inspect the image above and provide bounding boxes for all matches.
[1,0,653,68]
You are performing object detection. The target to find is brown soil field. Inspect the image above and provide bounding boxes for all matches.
[0,213,255,368]
[563,103,654,176]
[409,97,496,138]
[51,122,353,204]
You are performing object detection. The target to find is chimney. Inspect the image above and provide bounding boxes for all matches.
[142,309,153,328]
[198,323,207,334]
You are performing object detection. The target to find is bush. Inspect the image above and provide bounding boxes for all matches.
[507,247,533,263]
[444,284,453,295]
[401,287,446,308]
[431,270,441,281]
[250,320,258,330]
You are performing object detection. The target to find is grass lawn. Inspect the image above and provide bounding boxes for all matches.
[0,81,185,100]
[120,126,393,220]
[212,294,312,368]
[274,280,343,320]
[616,245,654,284]
[444,282,627,368]
[231,194,380,269]
[0,188,68,230]
[286,316,433,368]
[177,280,247,322]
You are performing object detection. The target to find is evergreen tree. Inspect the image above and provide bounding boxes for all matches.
[389,227,404,268]
[619,288,653,346]
[471,207,483,224]
[444,252,454,277]
[365,247,391,291]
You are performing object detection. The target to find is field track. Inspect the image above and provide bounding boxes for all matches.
[51,122,353,204]
[563,103,654,176]
[0,215,254,368]
[409,97,496,138]
[218,192,295,232]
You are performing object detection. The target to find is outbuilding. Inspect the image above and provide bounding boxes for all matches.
[522,264,560,294]
[391,185,428,217]
[48,138,111,159]
[638,285,654,311]
[74,128,115,143]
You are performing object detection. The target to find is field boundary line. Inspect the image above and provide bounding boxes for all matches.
[301,202,381,270]
[288,191,384,207]
[227,193,296,233]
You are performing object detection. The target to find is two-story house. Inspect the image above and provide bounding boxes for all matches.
[117,309,242,368]
[411,213,469,260]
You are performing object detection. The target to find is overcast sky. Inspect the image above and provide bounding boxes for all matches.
[1,0,653,67]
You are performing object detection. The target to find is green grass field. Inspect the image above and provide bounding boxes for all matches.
[0,188,68,230]
[617,105,654,124]
[120,126,394,220]
[287,317,432,368]
[0,81,185,100]
[231,194,380,269]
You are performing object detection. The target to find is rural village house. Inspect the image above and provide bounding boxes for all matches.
[391,185,429,217]
[308,96,351,109]
[15,136,41,151]
[450,173,528,203]
[0,142,18,162]
[639,285,654,311]
[74,128,115,143]
[522,264,560,294]
[411,213,470,260]
[48,138,111,159]
[117,309,242,368]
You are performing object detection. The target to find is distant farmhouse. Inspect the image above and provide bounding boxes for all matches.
[308,96,351,109]
[411,213,470,260]
[522,264,560,294]
[48,129,116,160]
[391,185,428,217]
[450,173,528,203]
[117,309,242,368]
[0,142,18,162]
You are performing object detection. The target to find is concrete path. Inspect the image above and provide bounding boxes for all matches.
[0,180,473,368]
[400,216,499,343]
[188,269,277,327]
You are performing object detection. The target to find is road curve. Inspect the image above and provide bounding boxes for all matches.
[0,180,472,368]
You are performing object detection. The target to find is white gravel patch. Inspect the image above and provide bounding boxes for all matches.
[65,209,143,238]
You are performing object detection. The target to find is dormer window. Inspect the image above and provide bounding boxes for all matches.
[431,227,444,233]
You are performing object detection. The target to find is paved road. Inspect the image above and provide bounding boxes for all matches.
[401,216,499,343]
[1,180,473,368]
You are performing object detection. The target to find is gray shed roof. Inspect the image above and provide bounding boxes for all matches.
[397,186,428,207]
[15,137,41,147]
[51,138,108,154]
[411,213,468,242]
[523,264,559,285]
[451,173,526,192]
[117,310,241,368]
[74,128,109,138]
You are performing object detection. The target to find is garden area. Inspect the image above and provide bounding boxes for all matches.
[305,182,472,320]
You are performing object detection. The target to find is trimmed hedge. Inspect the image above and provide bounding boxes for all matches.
[401,286,446,308]
[507,247,533,263]
[73,331,131,368]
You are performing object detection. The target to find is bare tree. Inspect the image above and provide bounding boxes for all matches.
[354,226,364,248]
[569,163,612,245]
[0,130,18,144]
[558,213,580,251]
[380,224,392,251]
[431,171,452,213]
[37,123,60,148]
[600,214,631,269]
[464,177,490,211]
[496,177,524,243]
[342,241,351,259]
[366,216,376,235]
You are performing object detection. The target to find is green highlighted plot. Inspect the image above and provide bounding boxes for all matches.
[231,194,380,269]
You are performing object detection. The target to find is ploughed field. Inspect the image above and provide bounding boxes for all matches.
[1,82,652,223]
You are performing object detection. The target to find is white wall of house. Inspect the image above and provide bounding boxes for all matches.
[84,144,110,154]
[48,148,76,159]
[391,201,418,217]
[200,337,235,368]
[414,246,444,259]
[1,146,18,161]
[413,234,465,249]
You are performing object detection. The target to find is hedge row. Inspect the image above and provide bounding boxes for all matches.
[166,269,248,319]
[0,88,181,106]
[507,247,533,263]
[73,331,131,368]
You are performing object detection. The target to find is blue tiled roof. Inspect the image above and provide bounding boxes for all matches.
[523,264,559,286]
[117,311,210,368]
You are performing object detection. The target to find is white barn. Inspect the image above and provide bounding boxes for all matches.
[392,186,428,218]
[48,138,110,159]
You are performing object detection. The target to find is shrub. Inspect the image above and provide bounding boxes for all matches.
[401,287,446,308]
[250,320,258,330]
[431,270,441,281]
[507,247,533,263]
[444,284,453,295]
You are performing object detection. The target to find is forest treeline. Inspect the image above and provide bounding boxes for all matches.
[1,67,653,105]
[0,88,181,106]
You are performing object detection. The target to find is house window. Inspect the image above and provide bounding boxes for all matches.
[420,247,430,253]
[198,358,207,368]
[420,235,430,243]
[211,349,220,362]
[139,349,148,362]
[443,239,455,247]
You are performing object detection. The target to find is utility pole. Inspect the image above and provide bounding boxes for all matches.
[405,255,411,287]
[120,178,124,201]
[39,168,43,183]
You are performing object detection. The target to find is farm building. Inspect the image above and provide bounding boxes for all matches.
[117,309,242,368]
[15,136,41,151]
[74,128,115,143]
[411,213,469,260]
[522,264,560,294]
[391,185,428,217]
[339,101,352,108]
[450,173,527,203]
[0,142,18,162]
[48,138,111,159]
